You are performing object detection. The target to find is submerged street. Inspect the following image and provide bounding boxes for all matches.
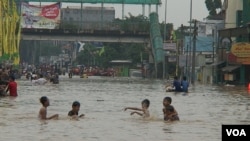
[0,76,249,141]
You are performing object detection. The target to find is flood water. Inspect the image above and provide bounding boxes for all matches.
[0,75,250,141]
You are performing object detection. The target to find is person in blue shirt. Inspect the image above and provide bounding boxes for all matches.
[173,76,183,92]
[181,76,189,93]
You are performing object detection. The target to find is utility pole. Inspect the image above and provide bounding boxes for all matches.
[191,20,197,84]
[163,0,167,79]
[188,0,192,83]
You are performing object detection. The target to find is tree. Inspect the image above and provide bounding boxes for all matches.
[205,0,222,17]
[75,14,150,68]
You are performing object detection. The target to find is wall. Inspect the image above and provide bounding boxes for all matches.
[225,0,243,28]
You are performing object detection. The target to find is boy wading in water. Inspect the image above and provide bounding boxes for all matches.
[124,99,150,118]
[39,96,59,120]
[162,97,179,121]
[68,101,85,119]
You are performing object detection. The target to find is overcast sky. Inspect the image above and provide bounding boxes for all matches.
[31,0,224,29]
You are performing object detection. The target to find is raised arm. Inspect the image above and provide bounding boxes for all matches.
[124,107,143,111]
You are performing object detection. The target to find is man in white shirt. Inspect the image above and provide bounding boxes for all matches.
[33,74,47,85]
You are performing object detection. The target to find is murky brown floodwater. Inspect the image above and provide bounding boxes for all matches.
[0,75,249,141]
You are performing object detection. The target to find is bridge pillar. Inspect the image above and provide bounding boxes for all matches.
[81,2,83,30]
[142,4,145,17]
[101,2,104,29]
[122,3,125,19]
[148,4,151,15]
[156,4,158,14]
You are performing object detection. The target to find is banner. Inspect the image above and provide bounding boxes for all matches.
[231,42,250,57]
[21,2,61,29]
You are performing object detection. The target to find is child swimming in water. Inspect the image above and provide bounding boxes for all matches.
[68,101,85,119]
[124,99,150,118]
[162,97,179,121]
[38,96,59,120]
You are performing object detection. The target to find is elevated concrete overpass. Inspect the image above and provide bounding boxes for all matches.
[21,28,150,43]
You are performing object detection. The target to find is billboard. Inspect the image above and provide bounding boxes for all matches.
[21,2,61,29]
[163,43,177,51]
[231,42,250,57]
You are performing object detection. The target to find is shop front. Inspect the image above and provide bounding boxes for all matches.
[223,42,250,85]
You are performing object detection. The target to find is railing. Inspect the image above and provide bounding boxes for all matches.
[22,21,150,35]
[61,21,150,32]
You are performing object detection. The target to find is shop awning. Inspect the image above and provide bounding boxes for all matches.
[221,65,241,72]
[209,61,226,66]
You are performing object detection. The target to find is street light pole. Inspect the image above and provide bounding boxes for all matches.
[163,0,167,79]
[188,0,192,83]
[164,0,167,42]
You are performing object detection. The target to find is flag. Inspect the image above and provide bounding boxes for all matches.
[99,47,105,56]
[77,41,85,52]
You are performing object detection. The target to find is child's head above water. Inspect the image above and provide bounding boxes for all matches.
[141,99,150,109]
[72,101,80,107]
[72,101,81,112]
[163,96,172,107]
[40,96,49,107]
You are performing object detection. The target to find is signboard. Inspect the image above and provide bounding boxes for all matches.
[168,56,176,62]
[236,57,250,64]
[21,2,61,29]
[231,42,250,57]
[163,43,177,51]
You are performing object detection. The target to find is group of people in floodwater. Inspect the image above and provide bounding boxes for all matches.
[40,95,179,122]
[69,66,116,78]
[1,64,181,122]
[166,76,189,93]
[124,97,179,121]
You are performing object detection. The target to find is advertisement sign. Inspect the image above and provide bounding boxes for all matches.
[163,43,177,51]
[236,57,250,64]
[231,42,250,57]
[21,2,61,29]
[168,56,176,62]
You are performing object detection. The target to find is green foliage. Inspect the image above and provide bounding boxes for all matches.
[214,0,222,9]
[114,14,149,32]
[159,22,174,41]
[75,43,148,68]
[205,0,222,17]
[75,14,151,67]
[205,0,214,11]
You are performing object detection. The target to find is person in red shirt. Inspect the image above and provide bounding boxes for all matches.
[6,75,17,97]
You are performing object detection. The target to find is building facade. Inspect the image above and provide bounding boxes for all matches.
[217,0,250,86]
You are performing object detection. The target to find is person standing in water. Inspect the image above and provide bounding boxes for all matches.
[124,99,150,118]
[38,96,59,120]
[172,76,183,92]
[162,97,179,121]
[68,101,85,119]
[181,76,189,93]
[6,75,18,97]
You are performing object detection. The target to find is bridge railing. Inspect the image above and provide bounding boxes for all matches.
[21,21,150,35]
[59,21,150,34]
